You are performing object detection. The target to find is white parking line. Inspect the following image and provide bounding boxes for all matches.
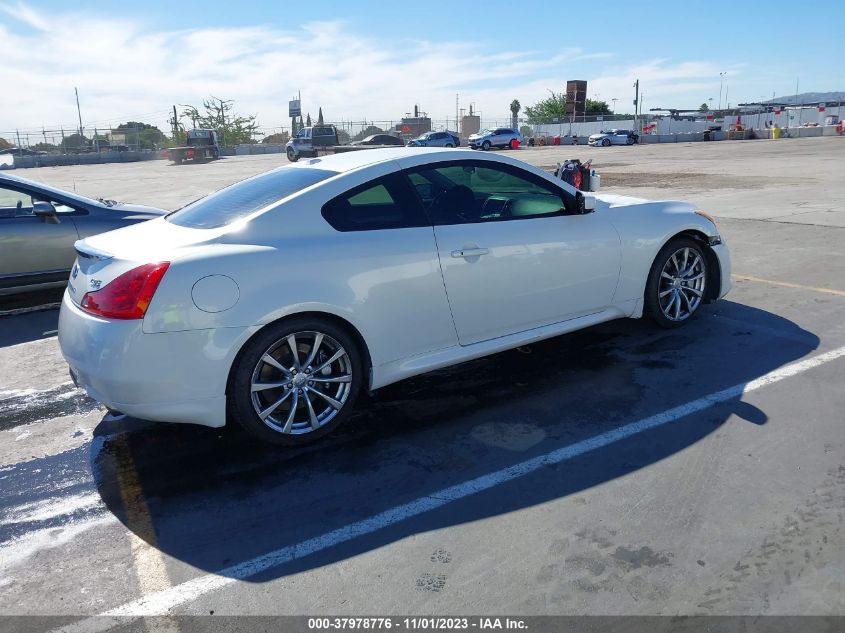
[53,343,845,632]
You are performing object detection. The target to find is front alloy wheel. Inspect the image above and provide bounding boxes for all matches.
[646,238,708,328]
[231,318,362,444]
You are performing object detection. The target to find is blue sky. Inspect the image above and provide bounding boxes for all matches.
[1,0,839,135]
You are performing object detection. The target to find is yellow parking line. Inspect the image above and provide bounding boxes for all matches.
[732,274,845,297]
[113,434,179,631]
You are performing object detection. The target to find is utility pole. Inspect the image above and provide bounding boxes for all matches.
[455,93,459,134]
[718,72,726,111]
[633,79,639,133]
[75,87,84,137]
[171,105,179,140]
[16,130,22,155]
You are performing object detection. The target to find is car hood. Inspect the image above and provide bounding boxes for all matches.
[589,133,608,138]
[468,133,491,139]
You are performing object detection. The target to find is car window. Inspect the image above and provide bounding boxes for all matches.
[406,161,567,226]
[321,174,429,232]
[0,186,34,218]
[167,167,336,229]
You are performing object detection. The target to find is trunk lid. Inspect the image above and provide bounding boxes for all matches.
[67,216,219,306]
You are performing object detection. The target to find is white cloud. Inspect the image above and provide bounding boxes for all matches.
[0,3,742,138]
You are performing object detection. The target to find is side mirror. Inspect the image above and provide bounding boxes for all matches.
[33,201,59,224]
[575,192,596,214]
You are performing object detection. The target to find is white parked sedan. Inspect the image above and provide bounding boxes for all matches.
[58,148,730,445]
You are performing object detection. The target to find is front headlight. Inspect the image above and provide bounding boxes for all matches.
[695,210,721,244]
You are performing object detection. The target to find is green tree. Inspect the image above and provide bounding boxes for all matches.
[510,99,521,128]
[181,96,262,146]
[262,132,290,144]
[317,108,324,125]
[115,122,167,149]
[524,92,567,124]
[699,102,709,112]
[585,99,611,115]
[519,125,533,138]
[352,125,385,141]
[0,137,12,150]
[62,133,89,150]
[306,113,312,127]
[337,129,351,144]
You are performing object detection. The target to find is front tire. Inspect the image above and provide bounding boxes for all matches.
[482,140,491,151]
[645,238,708,329]
[287,148,298,162]
[601,138,611,147]
[229,317,363,445]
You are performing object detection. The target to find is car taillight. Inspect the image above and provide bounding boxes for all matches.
[80,262,170,320]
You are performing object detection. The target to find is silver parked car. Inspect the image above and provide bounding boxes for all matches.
[588,129,639,147]
[467,128,522,150]
[0,173,166,295]
[407,131,460,147]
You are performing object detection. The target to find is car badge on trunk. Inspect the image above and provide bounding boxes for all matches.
[71,265,78,279]
[89,279,102,290]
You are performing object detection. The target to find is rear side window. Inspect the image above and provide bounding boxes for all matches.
[167,167,336,229]
[321,174,429,232]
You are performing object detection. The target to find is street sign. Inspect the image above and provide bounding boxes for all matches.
[289,99,301,118]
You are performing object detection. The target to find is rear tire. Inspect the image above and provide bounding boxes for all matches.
[645,238,708,329]
[229,317,363,446]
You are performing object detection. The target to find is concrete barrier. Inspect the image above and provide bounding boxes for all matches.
[11,149,164,169]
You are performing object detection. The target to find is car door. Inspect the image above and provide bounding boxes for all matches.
[613,130,628,145]
[405,160,621,346]
[0,183,80,282]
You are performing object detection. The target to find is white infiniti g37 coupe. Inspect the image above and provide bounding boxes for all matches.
[58,148,730,445]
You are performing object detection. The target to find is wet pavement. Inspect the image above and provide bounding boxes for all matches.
[1,139,845,627]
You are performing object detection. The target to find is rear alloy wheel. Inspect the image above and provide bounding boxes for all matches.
[601,138,611,147]
[482,140,491,151]
[287,147,298,162]
[645,238,708,328]
[230,318,362,445]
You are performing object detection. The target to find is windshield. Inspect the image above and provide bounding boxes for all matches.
[166,166,336,229]
[477,129,493,135]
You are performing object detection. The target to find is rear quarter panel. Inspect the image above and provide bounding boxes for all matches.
[144,163,459,373]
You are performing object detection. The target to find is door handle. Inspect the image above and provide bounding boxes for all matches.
[451,247,489,258]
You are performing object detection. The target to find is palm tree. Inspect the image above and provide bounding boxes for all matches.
[510,99,521,129]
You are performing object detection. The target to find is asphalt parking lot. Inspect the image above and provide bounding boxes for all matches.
[1,138,844,628]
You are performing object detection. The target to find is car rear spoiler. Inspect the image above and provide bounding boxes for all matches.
[74,240,113,261]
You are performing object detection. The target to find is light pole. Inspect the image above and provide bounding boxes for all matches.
[718,72,726,111]
[708,97,713,111]
[611,98,618,114]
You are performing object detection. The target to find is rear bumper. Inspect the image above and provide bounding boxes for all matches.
[58,290,256,428]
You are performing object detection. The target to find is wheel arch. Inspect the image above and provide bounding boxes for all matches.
[225,310,375,400]
[655,229,722,303]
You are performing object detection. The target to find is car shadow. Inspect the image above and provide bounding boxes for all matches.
[0,305,61,347]
[91,300,818,582]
